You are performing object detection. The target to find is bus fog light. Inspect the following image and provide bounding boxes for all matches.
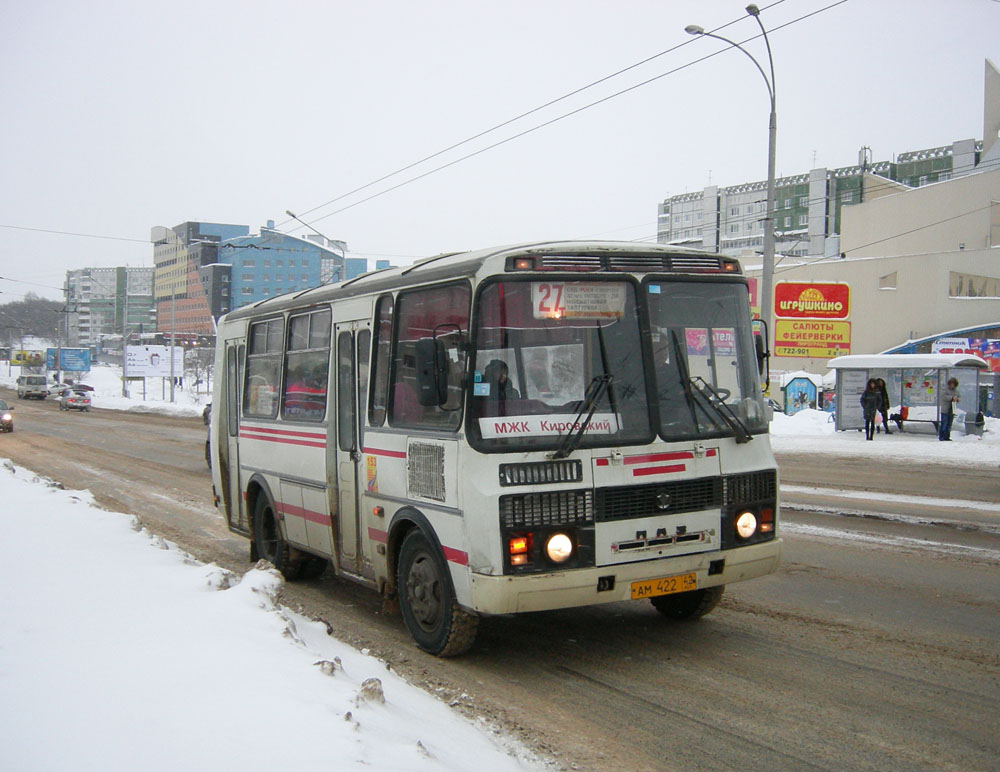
[735,511,758,540]
[545,533,573,563]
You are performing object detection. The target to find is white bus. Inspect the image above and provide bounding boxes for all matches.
[211,241,781,656]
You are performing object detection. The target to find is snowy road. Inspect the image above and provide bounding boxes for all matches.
[2,389,999,771]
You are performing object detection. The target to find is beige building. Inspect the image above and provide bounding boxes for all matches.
[746,60,1000,379]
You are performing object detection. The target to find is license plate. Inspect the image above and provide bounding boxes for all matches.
[630,572,697,600]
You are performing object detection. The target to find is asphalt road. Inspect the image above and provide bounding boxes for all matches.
[2,389,998,771]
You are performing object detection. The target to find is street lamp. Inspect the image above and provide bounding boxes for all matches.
[285,210,346,283]
[686,4,776,391]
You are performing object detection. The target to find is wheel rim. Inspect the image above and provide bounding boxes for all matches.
[405,552,442,632]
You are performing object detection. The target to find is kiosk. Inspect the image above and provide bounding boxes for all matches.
[827,353,988,435]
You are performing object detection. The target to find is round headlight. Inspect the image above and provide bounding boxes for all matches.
[735,511,758,540]
[545,533,574,563]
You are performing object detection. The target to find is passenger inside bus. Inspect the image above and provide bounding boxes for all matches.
[483,359,520,401]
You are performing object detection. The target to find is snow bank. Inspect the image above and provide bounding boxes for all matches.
[0,461,539,772]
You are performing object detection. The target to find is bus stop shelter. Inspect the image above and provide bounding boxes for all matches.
[827,353,988,434]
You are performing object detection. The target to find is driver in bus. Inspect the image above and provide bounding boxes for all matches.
[484,359,520,401]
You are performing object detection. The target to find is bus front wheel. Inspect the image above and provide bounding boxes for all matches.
[253,494,299,580]
[397,529,478,657]
[651,585,724,620]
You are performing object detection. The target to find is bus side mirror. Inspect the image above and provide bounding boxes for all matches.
[755,334,767,374]
[415,337,448,407]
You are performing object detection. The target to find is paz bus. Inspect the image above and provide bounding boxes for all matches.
[210,241,781,656]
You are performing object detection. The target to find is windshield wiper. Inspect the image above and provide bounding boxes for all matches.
[687,376,753,444]
[550,374,613,460]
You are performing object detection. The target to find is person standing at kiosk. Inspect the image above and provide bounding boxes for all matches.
[939,377,960,441]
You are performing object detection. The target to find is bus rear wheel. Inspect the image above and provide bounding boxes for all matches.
[397,529,478,657]
[253,494,300,580]
[651,585,724,620]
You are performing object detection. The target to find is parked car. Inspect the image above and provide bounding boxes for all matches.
[16,375,48,399]
[0,399,13,432]
[59,389,92,412]
[51,381,93,395]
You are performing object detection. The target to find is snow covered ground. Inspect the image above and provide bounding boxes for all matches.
[770,407,1000,469]
[1,361,995,769]
[0,460,541,772]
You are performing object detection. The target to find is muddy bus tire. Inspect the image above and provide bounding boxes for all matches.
[252,494,300,580]
[397,529,478,657]
[651,585,724,620]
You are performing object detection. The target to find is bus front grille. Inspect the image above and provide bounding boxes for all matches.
[595,477,723,522]
[500,489,594,528]
[499,459,583,486]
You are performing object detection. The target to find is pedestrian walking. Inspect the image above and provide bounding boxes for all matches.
[938,376,960,441]
[860,378,880,441]
[876,377,892,434]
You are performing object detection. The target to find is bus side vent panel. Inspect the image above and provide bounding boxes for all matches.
[595,477,723,522]
[407,442,446,502]
[500,490,594,529]
[499,460,583,486]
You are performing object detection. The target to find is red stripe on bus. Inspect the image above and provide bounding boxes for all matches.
[441,546,469,566]
[625,452,693,465]
[595,458,610,467]
[632,464,686,477]
[277,501,331,527]
[363,446,407,459]
[241,425,326,440]
[240,431,326,449]
[368,527,388,543]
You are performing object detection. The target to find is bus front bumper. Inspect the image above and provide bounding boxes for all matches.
[466,539,782,615]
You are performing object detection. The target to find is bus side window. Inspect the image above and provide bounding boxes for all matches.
[244,317,284,419]
[282,309,330,422]
[368,294,393,427]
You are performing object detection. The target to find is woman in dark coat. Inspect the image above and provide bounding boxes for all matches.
[860,378,880,441]
[875,377,892,434]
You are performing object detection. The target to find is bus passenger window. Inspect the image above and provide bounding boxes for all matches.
[368,294,393,427]
[245,317,284,419]
[282,309,330,422]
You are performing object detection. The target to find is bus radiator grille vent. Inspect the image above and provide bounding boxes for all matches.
[535,254,722,273]
[407,442,446,502]
[595,477,722,522]
[499,460,583,486]
[723,470,777,504]
[668,256,723,272]
[499,490,594,529]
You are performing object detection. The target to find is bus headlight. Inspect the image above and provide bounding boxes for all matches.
[545,532,573,563]
[734,511,758,540]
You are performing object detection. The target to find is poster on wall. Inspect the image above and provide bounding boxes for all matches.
[837,369,867,430]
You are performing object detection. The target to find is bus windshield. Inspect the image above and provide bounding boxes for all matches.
[469,279,652,451]
[646,280,767,440]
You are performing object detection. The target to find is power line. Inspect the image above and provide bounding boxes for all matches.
[297,0,848,229]
[0,223,149,244]
[283,0,794,230]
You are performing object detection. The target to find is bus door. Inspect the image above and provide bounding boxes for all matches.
[221,339,248,534]
[332,320,371,576]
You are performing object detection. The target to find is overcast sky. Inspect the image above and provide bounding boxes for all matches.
[1,0,997,302]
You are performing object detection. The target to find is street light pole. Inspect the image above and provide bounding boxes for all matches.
[686,3,777,391]
[285,210,345,283]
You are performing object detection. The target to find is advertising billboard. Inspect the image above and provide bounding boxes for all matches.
[774,282,850,320]
[775,320,851,359]
[46,348,91,372]
[125,345,184,377]
[13,350,45,367]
